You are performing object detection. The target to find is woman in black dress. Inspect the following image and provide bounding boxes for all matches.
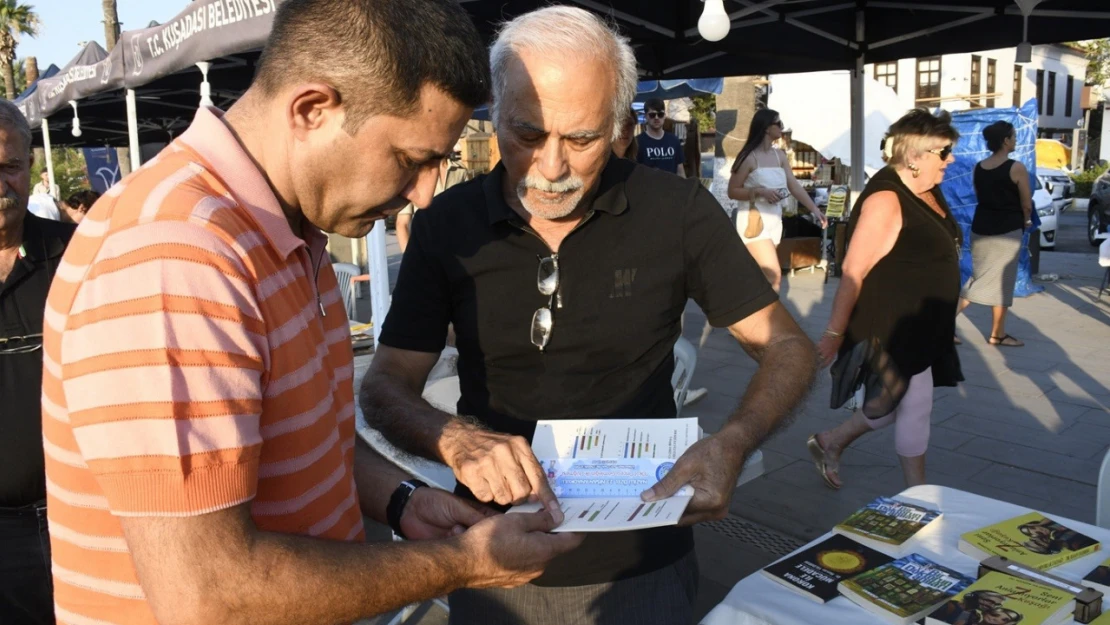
[956,121,1032,347]
[808,109,964,488]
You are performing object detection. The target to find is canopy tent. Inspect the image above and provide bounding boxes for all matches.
[12,63,59,130]
[462,1,1110,79]
[635,78,723,101]
[35,42,125,121]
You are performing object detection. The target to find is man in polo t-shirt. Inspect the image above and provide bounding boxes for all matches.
[637,97,686,177]
[361,7,817,625]
[41,2,581,625]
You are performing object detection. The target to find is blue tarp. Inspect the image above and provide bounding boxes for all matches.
[940,98,1043,298]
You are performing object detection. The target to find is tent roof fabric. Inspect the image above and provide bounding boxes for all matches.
[462,0,1110,78]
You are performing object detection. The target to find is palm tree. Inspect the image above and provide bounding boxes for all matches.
[0,1,38,99]
[101,0,119,50]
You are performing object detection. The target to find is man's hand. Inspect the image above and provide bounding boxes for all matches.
[439,419,562,520]
[456,510,584,588]
[400,487,497,540]
[640,428,748,525]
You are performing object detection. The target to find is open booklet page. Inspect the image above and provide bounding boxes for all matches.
[510,418,699,532]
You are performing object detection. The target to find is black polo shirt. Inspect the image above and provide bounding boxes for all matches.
[381,156,776,586]
[0,212,75,507]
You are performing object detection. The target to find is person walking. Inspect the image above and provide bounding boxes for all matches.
[728,109,827,291]
[40,3,581,625]
[957,121,1032,347]
[0,99,76,625]
[810,109,964,489]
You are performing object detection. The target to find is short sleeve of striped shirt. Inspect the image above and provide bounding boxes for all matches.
[60,220,268,516]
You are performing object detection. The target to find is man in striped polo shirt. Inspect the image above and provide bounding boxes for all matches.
[41,2,581,625]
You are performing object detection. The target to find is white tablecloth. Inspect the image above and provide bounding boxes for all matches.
[700,485,1107,625]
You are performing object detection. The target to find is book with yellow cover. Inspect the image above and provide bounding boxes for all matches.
[925,571,1075,625]
[959,512,1100,571]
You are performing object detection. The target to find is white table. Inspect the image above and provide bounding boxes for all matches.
[700,485,1108,625]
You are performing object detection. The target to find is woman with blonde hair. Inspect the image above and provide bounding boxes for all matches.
[728,108,827,291]
[809,109,964,489]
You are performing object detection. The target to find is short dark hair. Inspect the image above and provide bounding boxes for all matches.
[255,0,490,132]
[983,121,1015,152]
[644,98,665,113]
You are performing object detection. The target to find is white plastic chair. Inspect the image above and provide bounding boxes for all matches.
[331,262,361,320]
[1097,448,1110,529]
[672,336,697,416]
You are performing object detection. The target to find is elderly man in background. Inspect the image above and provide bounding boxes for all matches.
[361,7,817,624]
[0,99,75,625]
[41,2,581,625]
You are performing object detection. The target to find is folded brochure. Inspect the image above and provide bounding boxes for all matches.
[510,418,698,532]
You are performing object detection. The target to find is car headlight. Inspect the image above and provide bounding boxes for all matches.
[1037,206,1054,217]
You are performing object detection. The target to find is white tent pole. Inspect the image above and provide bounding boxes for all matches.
[41,118,55,196]
[126,88,142,169]
[367,221,391,344]
[849,9,866,196]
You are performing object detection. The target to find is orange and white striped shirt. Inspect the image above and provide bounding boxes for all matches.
[42,107,363,625]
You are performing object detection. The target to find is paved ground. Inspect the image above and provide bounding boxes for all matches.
[1047,200,1098,253]
[353,229,1110,624]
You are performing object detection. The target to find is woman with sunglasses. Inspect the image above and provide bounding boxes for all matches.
[955,121,1032,347]
[809,109,964,489]
[728,108,827,292]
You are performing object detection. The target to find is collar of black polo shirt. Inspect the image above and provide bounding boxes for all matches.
[482,155,631,226]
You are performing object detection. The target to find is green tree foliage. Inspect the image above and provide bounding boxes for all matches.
[1071,39,1110,87]
[31,148,91,200]
[690,94,716,131]
[0,0,39,99]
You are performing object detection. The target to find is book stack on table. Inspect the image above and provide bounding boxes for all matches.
[760,496,1106,625]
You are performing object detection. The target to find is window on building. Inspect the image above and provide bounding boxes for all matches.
[1047,71,1056,116]
[874,62,898,93]
[1036,69,1044,114]
[1066,75,1074,117]
[970,56,981,107]
[1014,65,1022,107]
[986,59,996,108]
[916,56,942,103]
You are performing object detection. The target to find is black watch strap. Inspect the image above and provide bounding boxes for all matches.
[386,479,428,540]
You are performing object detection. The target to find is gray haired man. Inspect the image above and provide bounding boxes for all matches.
[362,6,817,624]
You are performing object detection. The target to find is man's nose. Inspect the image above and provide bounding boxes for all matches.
[536,138,569,182]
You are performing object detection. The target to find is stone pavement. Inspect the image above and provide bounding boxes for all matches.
[353,231,1110,623]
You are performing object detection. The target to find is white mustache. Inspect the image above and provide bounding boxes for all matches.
[521,175,584,194]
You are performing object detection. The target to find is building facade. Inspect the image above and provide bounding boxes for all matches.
[865,44,1089,137]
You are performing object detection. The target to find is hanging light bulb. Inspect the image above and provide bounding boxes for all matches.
[698,0,731,42]
[69,100,82,138]
[196,61,214,108]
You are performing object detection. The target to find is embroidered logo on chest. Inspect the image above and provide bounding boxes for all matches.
[609,268,637,298]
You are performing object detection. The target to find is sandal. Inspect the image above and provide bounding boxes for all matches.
[989,334,1024,347]
[806,434,842,490]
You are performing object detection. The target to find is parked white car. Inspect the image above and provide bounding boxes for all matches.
[1035,175,1057,250]
[1038,167,1073,211]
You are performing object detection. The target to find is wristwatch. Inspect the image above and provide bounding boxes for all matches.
[386,478,428,540]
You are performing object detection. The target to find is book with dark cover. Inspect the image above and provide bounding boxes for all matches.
[834,496,942,554]
[760,533,894,603]
[960,512,1100,571]
[838,553,974,625]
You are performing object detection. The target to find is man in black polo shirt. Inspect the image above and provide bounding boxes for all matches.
[0,100,75,625]
[360,7,817,624]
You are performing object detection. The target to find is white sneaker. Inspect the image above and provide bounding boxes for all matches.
[683,387,709,406]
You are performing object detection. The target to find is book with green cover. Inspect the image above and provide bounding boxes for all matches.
[833,496,942,554]
[1083,556,1110,594]
[959,512,1101,571]
[838,553,974,625]
[924,571,1075,625]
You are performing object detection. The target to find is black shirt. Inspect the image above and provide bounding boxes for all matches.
[380,157,776,586]
[0,212,76,507]
[636,132,685,173]
[972,160,1024,236]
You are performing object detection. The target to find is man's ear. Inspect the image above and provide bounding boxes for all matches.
[286,83,344,141]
